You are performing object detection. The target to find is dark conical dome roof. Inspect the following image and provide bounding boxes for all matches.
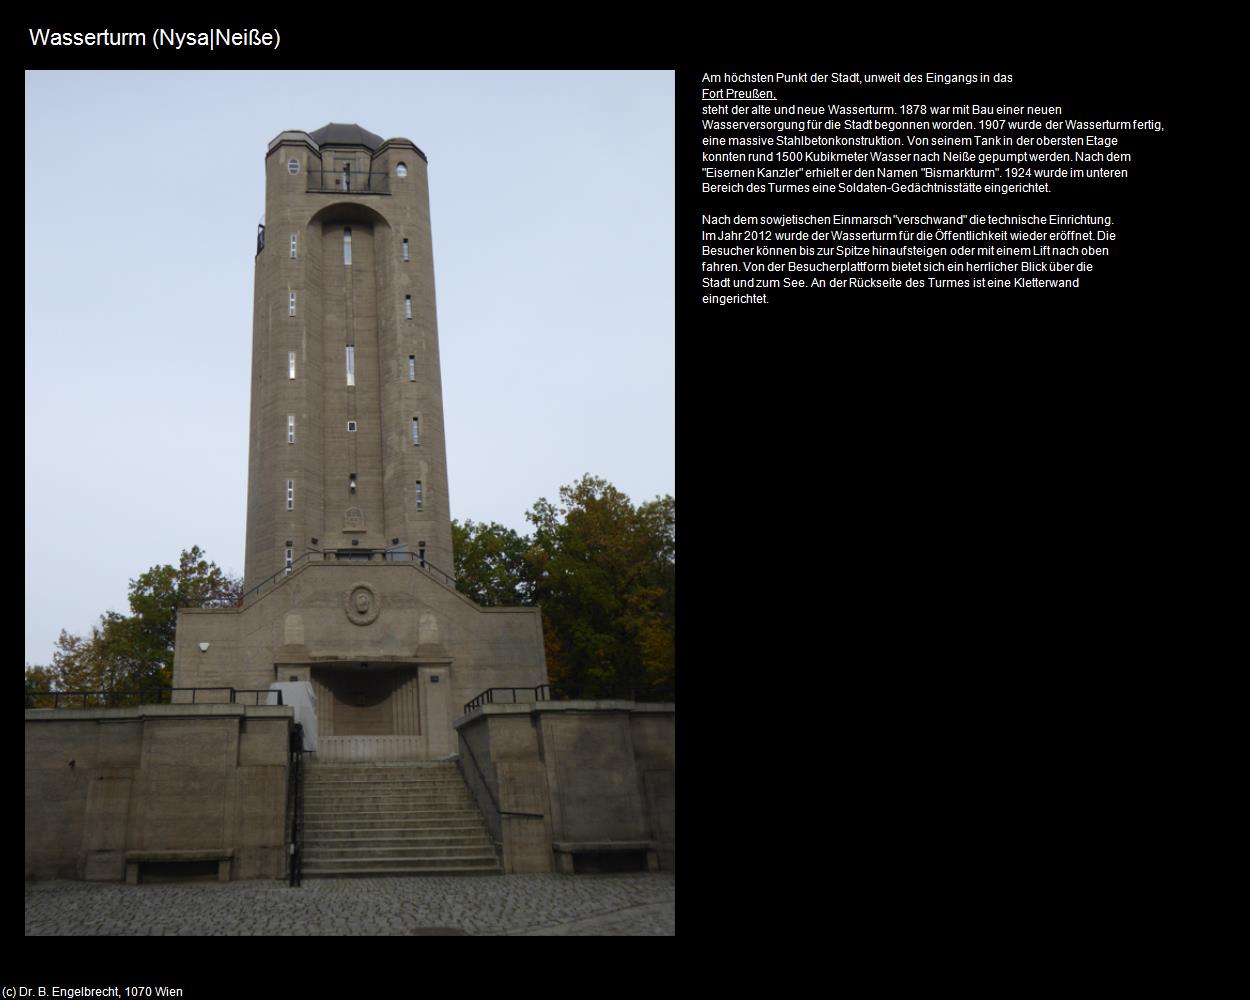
[309,123,385,150]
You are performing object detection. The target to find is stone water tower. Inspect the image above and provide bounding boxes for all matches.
[172,124,547,761]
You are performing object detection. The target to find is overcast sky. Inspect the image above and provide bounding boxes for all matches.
[24,70,674,667]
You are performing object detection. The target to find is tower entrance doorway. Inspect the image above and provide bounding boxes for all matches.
[309,663,434,762]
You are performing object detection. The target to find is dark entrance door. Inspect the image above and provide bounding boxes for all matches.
[311,665,421,738]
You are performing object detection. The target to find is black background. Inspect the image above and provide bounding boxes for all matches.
[20,18,1218,973]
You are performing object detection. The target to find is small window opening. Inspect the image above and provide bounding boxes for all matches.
[346,345,355,387]
[343,227,352,266]
[404,295,412,320]
[290,234,297,259]
[402,239,410,262]
[287,415,295,444]
[414,480,423,512]
[287,158,299,175]
[347,420,357,432]
[286,480,294,511]
[408,355,416,381]
[288,352,296,379]
[289,291,296,316]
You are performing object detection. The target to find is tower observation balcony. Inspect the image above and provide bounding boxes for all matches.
[305,169,390,195]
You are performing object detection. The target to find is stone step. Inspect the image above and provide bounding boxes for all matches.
[305,795,475,800]
[302,853,499,872]
[304,844,496,862]
[303,807,480,821]
[304,778,467,788]
[305,765,461,774]
[303,816,488,832]
[295,761,497,879]
[303,833,493,849]
[301,865,501,878]
[305,767,460,780]
[301,823,491,837]
[305,790,470,795]
[304,802,476,814]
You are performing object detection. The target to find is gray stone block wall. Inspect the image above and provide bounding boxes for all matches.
[454,704,675,874]
[25,706,292,882]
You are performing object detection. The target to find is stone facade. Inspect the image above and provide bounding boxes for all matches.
[25,705,292,882]
[174,559,546,759]
[245,124,453,585]
[455,703,675,873]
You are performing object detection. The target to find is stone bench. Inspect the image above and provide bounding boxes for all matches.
[551,840,659,875]
[125,849,234,884]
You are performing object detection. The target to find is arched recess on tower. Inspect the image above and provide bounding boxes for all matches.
[305,201,392,231]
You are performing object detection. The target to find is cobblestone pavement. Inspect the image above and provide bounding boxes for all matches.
[25,873,675,936]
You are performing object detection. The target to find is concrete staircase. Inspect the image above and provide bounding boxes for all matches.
[300,760,502,877]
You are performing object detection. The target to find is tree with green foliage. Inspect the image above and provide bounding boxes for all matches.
[451,519,535,607]
[450,477,675,701]
[526,476,674,701]
[24,546,242,702]
[23,663,56,705]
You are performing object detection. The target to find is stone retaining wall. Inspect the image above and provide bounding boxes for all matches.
[25,704,293,882]
[454,702,674,874]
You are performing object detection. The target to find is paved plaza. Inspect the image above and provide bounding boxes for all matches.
[25,872,675,936]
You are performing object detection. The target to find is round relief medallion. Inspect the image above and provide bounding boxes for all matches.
[345,582,380,626]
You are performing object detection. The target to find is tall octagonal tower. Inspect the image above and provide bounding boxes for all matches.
[172,125,546,763]
[246,124,453,588]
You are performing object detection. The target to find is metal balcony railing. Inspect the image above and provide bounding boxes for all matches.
[240,548,458,606]
[305,170,389,195]
[24,687,284,710]
[462,682,669,714]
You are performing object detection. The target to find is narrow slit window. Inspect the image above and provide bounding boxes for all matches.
[289,291,296,316]
[288,352,296,379]
[285,547,294,574]
[347,420,357,432]
[290,234,297,258]
[402,239,410,262]
[286,480,294,511]
[414,480,423,512]
[349,473,357,494]
[404,295,412,320]
[346,345,355,387]
[287,415,295,444]
[408,355,416,382]
[343,227,352,266]
[411,417,420,446]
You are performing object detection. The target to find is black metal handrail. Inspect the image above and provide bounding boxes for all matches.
[462,682,666,714]
[240,550,321,604]
[383,550,458,590]
[463,684,559,714]
[287,723,304,887]
[457,736,544,822]
[25,687,284,710]
[305,170,389,194]
[240,548,459,606]
[233,689,285,706]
